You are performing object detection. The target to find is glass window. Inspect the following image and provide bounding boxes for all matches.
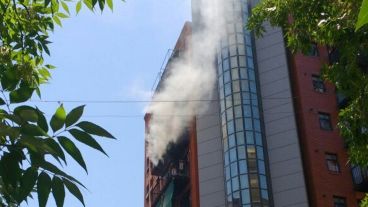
[225,83,232,96]
[245,34,252,45]
[222,112,226,124]
[238,44,245,55]
[231,162,238,177]
[232,68,239,80]
[222,124,227,138]
[228,120,235,134]
[223,138,228,152]
[226,95,233,108]
[312,74,326,93]
[240,68,248,79]
[248,70,255,81]
[258,160,266,175]
[241,79,249,91]
[255,132,262,146]
[233,80,240,93]
[244,118,253,130]
[247,146,256,159]
[234,93,241,106]
[238,146,246,160]
[249,174,259,188]
[251,188,261,203]
[232,177,239,191]
[261,190,269,204]
[240,175,249,189]
[235,23,243,33]
[256,146,264,160]
[224,71,231,83]
[229,134,236,148]
[254,119,261,132]
[231,56,238,68]
[247,57,254,68]
[234,105,242,118]
[241,189,251,204]
[259,175,267,189]
[239,56,246,67]
[319,112,333,131]
[246,131,254,144]
[239,160,247,174]
[236,118,244,132]
[230,148,237,163]
[326,153,340,173]
[236,132,245,145]
[249,81,257,93]
[222,48,229,59]
[237,34,244,44]
[252,106,259,118]
[251,93,258,106]
[223,58,230,71]
[246,46,253,57]
[333,196,346,207]
[220,99,225,112]
[243,105,251,117]
[248,159,257,173]
[218,63,223,75]
[242,92,250,104]
[227,108,234,120]
[227,23,235,34]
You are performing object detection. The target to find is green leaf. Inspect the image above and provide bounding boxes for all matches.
[45,0,51,6]
[21,124,47,136]
[356,0,368,31]
[76,1,82,14]
[83,0,93,10]
[50,104,66,132]
[56,12,69,18]
[63,178,85,206]
[69,129,107,155]
[14,106,39,122]
[44,138,66,163]
[52,177,65,207]
[61,1,70,14]
[18,167,38,203]
[107,0,113,10]
[65,105,85,127]
[76,121,115,138]
[9,86,34,103]
[39,160,85,188]
[36,108,49,132]
[53,16,62,27]
[37,172,52,207]
[57,136,87,173]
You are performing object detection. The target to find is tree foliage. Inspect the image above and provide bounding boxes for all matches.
[0,0,117,206]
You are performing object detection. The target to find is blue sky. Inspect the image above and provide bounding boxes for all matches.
[24,0,191,206]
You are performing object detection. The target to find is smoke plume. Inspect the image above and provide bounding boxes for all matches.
[146,0,228,165]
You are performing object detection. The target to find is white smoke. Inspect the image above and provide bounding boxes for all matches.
[146,0,228,165]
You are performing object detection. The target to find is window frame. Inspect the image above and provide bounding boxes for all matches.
[319,112,333,131]
[325,153,340,173]
[333,196,346,207]
[312,74,326,93]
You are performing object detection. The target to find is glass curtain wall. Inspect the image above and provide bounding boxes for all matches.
[217,0,273,206]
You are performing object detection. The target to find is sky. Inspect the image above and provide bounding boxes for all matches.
[23,0,192,206]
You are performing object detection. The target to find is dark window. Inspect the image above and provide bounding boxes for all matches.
[319,112,333,130]
[326,153,340,173]
[333,196,346,207]
[312,75,326,93]
[307,43,319,56]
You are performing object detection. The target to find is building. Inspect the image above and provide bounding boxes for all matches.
[144,0,368,206]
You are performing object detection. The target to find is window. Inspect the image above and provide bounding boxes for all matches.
[326,153,340,173]
[319,112,333,131]
[312,75,326,93]
[307,43,319,56]
[333,196,346,207]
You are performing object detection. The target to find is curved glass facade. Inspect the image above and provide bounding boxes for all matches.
[217,0,272,206]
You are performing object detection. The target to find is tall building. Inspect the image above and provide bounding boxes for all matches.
[144,1,368,207]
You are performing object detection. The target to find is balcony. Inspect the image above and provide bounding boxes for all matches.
[351,165,368,192]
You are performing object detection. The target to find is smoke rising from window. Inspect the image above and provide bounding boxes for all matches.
[146,0,228,165]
